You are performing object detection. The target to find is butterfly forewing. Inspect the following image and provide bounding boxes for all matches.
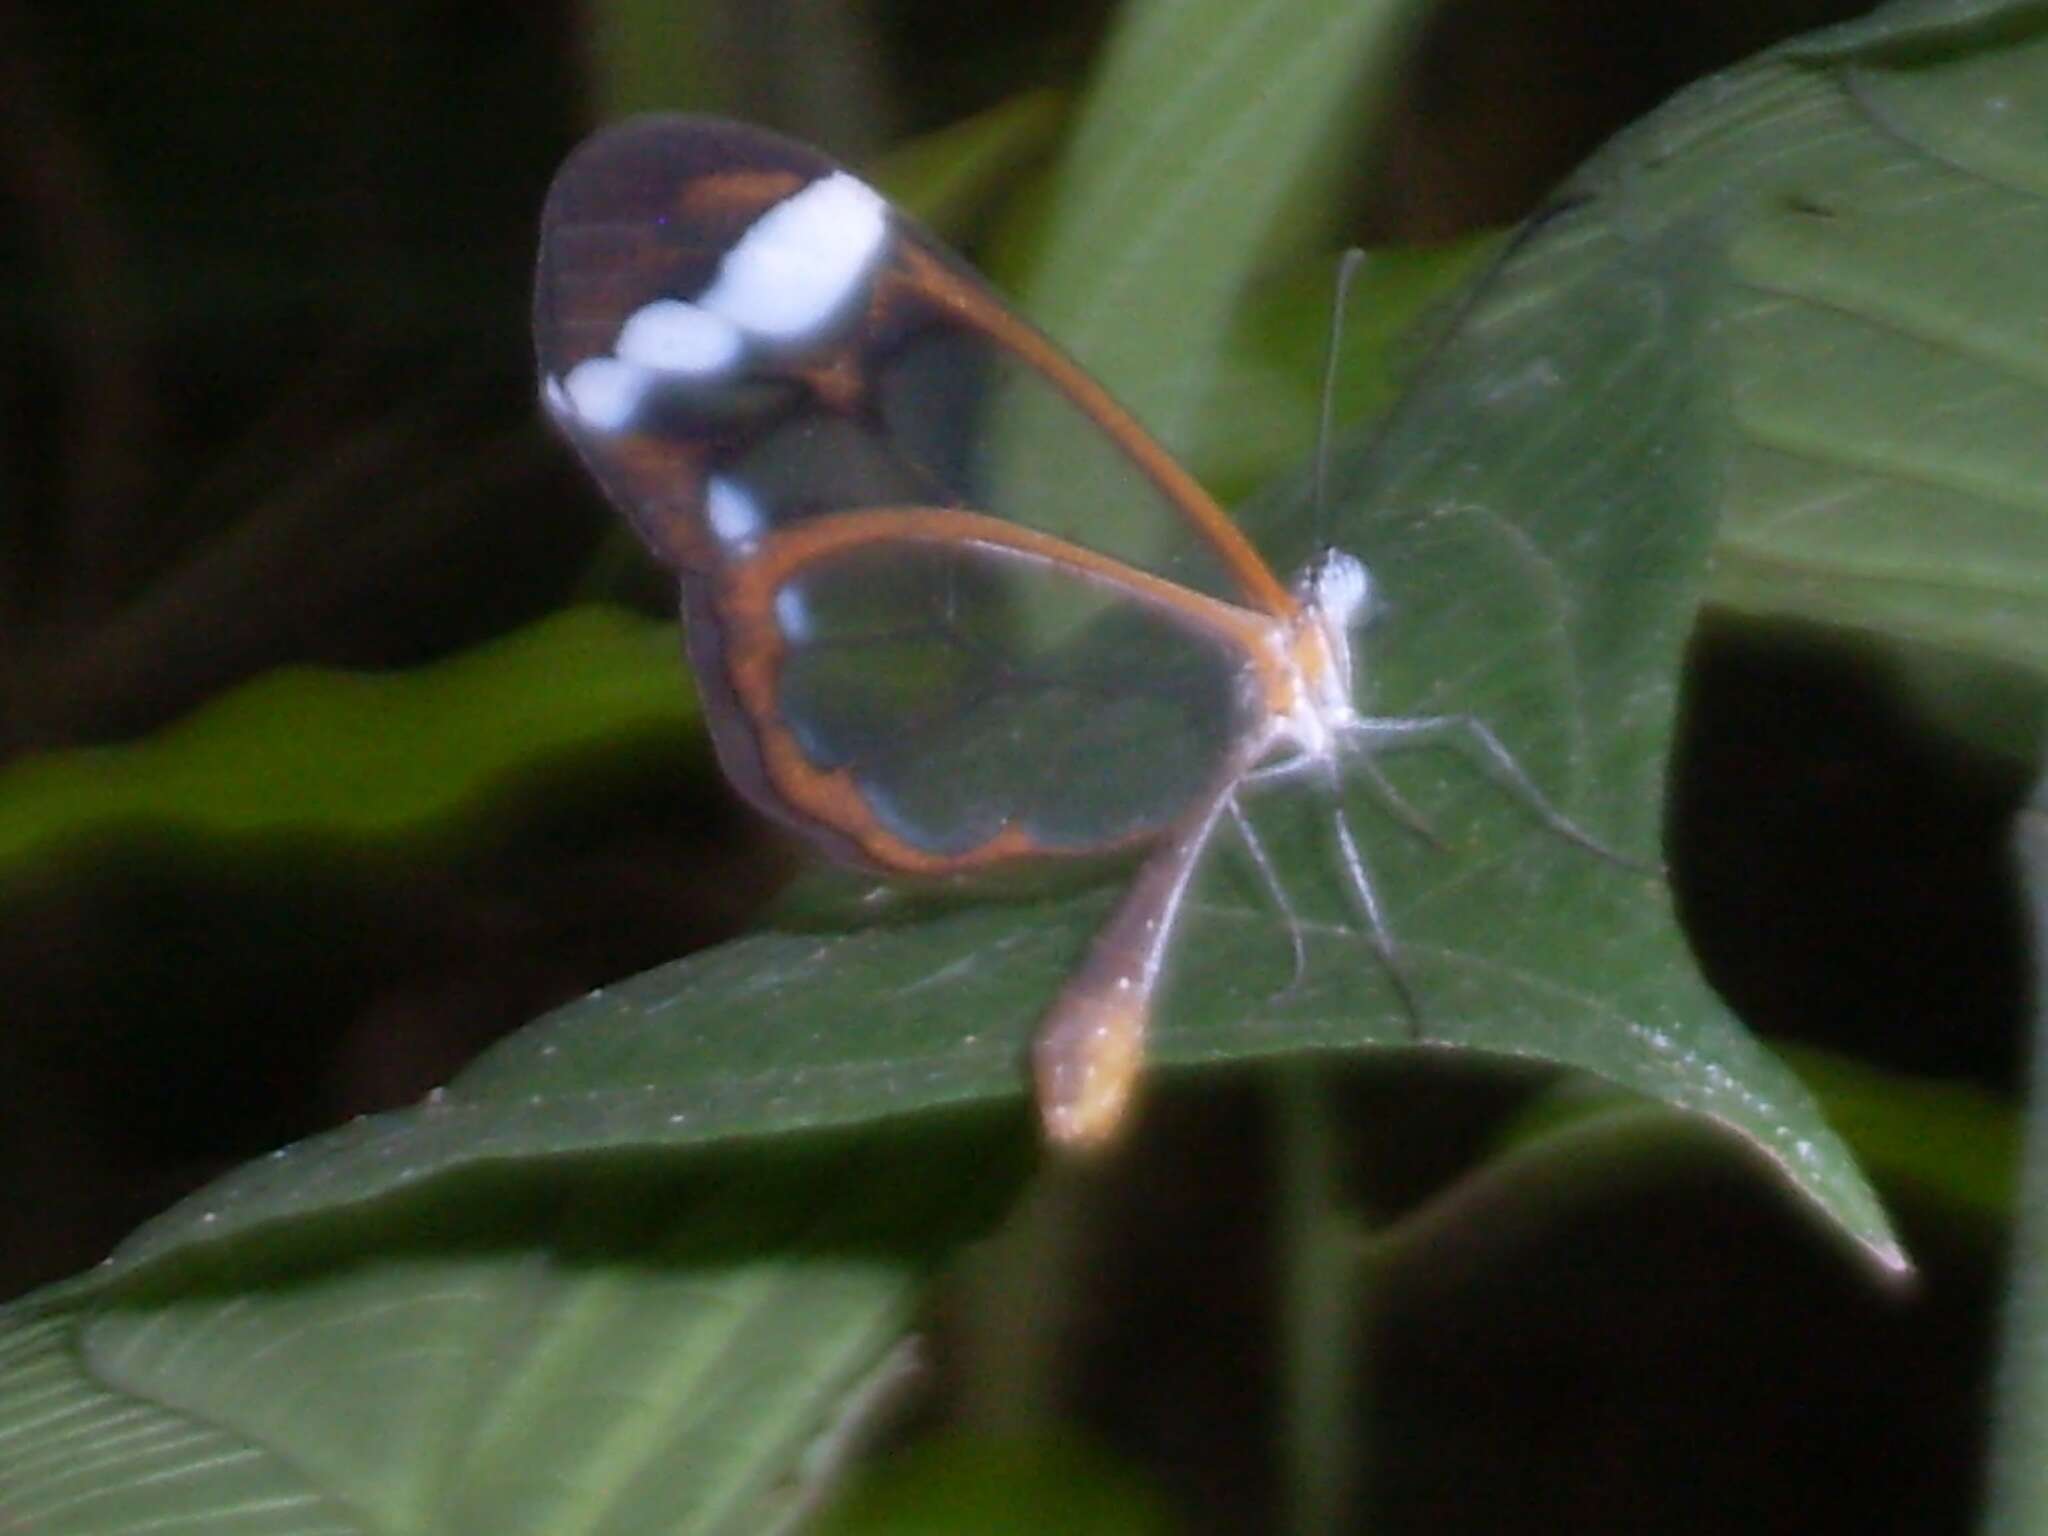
[534,117,1281,595]
[534,116,1293,874]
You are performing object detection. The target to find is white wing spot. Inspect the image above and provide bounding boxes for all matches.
[616,298,743,376]
[559,357,653,433]
[699,172,889,341]
[705,475,764,547]
[774,587,813,643]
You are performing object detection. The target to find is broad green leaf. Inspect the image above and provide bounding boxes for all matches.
[0,605,694,881]
[1220,202,1900,1264]
[1010,0,1433,453]
[1677,1,2048,731]
[0,1307,361,1533]
[870,90,1068,236]
[4,1124,1025,1535]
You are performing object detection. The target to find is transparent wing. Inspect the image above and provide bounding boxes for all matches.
[532,115,1294,613]
[698,510,1274,871]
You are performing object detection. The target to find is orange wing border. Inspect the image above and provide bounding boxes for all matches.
[707,505,1296,875]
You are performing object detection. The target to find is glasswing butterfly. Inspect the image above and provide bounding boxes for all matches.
[533,115,1612,1149]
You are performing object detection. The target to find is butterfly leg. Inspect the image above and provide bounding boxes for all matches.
[1246,750,1428,1028]
[1260,741,1444,849]
[1351,752,1447,849]
[1324,778,1426,1039]
[1353,713,1653,871]
[1225,797,1310,999]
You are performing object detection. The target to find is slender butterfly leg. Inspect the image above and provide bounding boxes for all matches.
[1322,766,1426,1037]
[1349,713,1653,871]
[1226,796,1310,997]
[1351,752,1448,850]
[1247,746,1442,850]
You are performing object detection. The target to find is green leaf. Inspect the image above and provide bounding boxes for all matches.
[818,1434,1175,1536]
[1010,0,1434,454]
[0,605,695,880]
[1675,4,2048,719]
[0,1307,362,1533]
[1223,199,1901,1265]
[869,90,1068,237]
[978,0,1447,649]
[1189,238,1494,501]
[4,1125,1026,1535]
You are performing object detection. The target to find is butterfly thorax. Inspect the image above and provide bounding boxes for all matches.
[1257,546,1372,772]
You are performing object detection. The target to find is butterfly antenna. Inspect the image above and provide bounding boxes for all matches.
[1312,247,1370,553]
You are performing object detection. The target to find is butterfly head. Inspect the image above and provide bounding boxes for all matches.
[1305,546,1372,697]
